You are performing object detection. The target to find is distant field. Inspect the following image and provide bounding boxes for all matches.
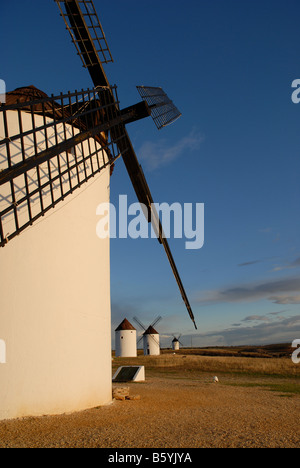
[168,343,295,359]
[112,344,300,379]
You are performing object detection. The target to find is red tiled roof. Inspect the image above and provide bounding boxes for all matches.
[144,325,159,335]
[115,318,136,332]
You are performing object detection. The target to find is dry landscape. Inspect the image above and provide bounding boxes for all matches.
[0,345,299,448]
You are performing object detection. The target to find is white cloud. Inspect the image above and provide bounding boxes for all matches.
[271,256,300,272]
[238,260,261,267]
[242,315,271,322]
[184,315,300,347]
[195,276,300,305]
[138,129,204,171]
[269,295,300,305]
[268,309,289,316]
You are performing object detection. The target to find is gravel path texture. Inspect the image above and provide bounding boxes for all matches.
[0,375,299,448]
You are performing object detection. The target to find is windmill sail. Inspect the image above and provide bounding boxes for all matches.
[134,316,162,334]
[0,0,198,424]
[56,0,113,69]
[10,0,196,330]
[134,317,161,350]
[0,86,126,247]
[55,0,197,330]
[137,86,182,130]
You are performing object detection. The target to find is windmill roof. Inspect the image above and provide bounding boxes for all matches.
[6,85,49,106]
[4,85,109,153]
[5,86,67,120]
[144,325,159,335]
[172,337,179,342]
[115,318,136,331]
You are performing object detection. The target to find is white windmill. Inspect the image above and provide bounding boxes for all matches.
[172,334,184,351]
[115,318,137,358]
[134,316,162,356]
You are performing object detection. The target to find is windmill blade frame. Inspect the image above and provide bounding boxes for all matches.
[56,0,114,69]
[0,86,126,248]
[137,335,144,346]
[137,86,182,130]
[133,316,147,332]
[150,316,162,329]
[178,334,184,346]
[54,0,197,330]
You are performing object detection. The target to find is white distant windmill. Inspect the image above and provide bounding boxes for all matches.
[172,334,184,351]
[134,316,162,356]
[115,318,137,358]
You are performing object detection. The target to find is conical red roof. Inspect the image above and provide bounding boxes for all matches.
[144,325,159,335]
[115,318,136,332]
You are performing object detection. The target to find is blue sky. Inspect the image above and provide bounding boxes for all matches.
[1,0,300,347]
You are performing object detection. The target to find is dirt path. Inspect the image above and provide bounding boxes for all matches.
[0,376,299,448]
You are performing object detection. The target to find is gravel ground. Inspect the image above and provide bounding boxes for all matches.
[0,376,299,448]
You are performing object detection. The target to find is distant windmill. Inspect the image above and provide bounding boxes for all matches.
[133,316,162,356]
[172,334,184,351]
[115,318,137,358]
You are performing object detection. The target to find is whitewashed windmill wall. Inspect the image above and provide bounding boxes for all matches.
[0,89,112,421]
[115,319,137,357]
